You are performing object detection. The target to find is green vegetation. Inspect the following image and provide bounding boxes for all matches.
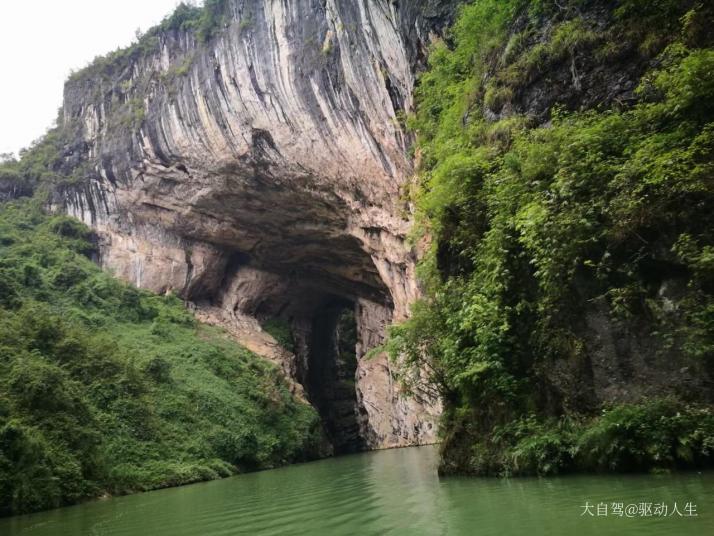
[0,123,88,190]
[449,399,714,476]
[161,52,197,86]
[161,0,229,44]
[0,199,323,516]
[336,309,357,364]
[56,0,231,145]
[69,1,230,84]
[261,318,295,353]
[389,0,714,474]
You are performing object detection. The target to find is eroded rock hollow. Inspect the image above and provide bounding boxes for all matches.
[50,0,455,450]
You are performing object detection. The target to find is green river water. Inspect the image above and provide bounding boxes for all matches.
[1,445,712,535]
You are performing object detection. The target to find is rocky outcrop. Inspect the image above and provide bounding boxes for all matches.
[50,0,454,450]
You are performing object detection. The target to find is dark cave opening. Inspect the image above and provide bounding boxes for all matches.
[306,298,365,454]
[206,248,390,455]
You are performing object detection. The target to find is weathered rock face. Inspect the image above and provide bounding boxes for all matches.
[51,0,455,450]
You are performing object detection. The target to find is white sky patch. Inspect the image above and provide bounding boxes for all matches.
[0,0,195,156]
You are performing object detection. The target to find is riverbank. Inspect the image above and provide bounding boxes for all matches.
[2,445,712,535]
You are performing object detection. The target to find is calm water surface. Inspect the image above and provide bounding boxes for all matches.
[1,445,712,535]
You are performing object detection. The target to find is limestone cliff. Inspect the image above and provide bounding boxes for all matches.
[48,0,458,450]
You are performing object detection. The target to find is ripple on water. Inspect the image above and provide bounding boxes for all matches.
[1,446,713,536]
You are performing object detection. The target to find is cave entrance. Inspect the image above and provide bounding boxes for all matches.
[306,299,365,454]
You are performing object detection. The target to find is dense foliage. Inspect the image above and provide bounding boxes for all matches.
[388,0,714,474]
[448,399,714,476]
[0,125,86,193]
[261,318,296,353]
[0,199,323,516]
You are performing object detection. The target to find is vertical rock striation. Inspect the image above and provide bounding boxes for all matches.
[50,0,456,449]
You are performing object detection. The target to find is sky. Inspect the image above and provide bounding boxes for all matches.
[0,0,194,157]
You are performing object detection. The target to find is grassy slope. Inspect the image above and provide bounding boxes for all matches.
[387,0,714,475]
[0,198,323,516]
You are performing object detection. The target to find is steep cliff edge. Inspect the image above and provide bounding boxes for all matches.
[6,0,712,476]
[390,0,714,475]
[45,0,460,450]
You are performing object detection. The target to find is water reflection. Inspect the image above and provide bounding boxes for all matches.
[1,445,711,535]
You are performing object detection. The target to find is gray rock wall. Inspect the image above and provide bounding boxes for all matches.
[51,0,456,449]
